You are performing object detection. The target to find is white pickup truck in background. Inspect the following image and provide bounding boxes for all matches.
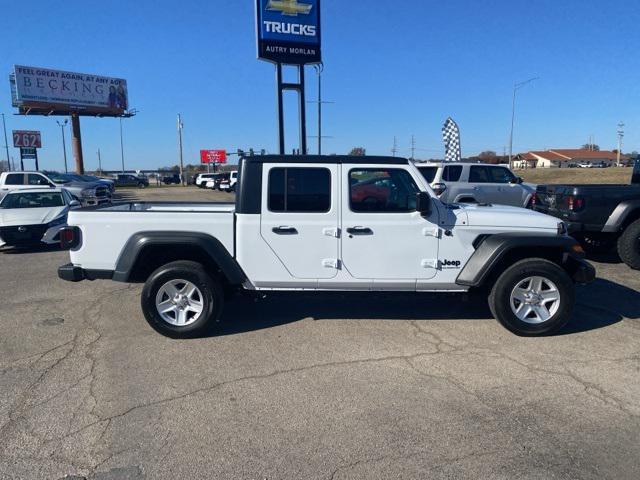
[58,155,594,338]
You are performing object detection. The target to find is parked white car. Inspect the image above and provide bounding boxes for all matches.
[415,162,535,208]
[219,171,238,192]
[195,173,218,188]
[0,188,80,248]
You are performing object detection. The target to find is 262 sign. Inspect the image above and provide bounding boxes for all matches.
[13,130,42,148]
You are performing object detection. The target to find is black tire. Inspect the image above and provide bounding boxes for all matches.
[617,219,640,270]
[141,260,223,338]
[488,258,575,336]
[138,182,146,189]
[576,233,616,254]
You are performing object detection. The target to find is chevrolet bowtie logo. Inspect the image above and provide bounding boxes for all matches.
[266,0,312,16]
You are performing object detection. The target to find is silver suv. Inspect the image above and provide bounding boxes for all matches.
[415,162,535,208]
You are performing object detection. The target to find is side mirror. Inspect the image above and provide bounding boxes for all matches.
[432,182,447,196]
[510,177,523,184]
[69,200,81,209]
[416,192,432,216]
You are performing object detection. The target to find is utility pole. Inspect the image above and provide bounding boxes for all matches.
[391,136,398,157]
[56,119,69,173]
[97,148,102,172]
[70,113,85,174]
[410,134,416,160]
[2,113,10,171]
[177,114,185,185]
[617,122,625,167]
[509,77,539,168]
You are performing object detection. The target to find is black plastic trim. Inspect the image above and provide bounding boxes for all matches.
[456,233,582,287]
[58,263,113,282]
[602,200,640,232]
[242,154,409,165]
[112,231,247,285]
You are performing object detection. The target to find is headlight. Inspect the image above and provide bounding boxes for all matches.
[557,222,567,235]
[48,215,67,227]
[81,188,95,197]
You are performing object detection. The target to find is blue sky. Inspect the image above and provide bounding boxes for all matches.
[1,0,639,171]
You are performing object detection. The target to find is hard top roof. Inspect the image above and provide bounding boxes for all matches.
[242,155,409,165]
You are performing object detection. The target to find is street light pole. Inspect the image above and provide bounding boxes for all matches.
[56,119,69,173]
[177,114,185,186]
[617,121,625,167]
[1,113,10,171]
[508,77,539,168]
[313,63,323,155]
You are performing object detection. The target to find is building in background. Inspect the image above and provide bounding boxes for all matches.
[514,149,629,168]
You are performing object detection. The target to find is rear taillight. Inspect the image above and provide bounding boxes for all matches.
[432,182,447,196]
[565,196,585,212]
[60,226,81,250]
[528,193,537,208]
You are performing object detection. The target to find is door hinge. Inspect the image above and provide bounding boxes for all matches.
[323,227,340,238]
[421,259,439,269]
[422,227,441,238]
[322,258,341,269]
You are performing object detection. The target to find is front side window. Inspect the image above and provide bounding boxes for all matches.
[488,167,516,184]
[442,165,463,182]
[28,174,50,186]
[350,169,419,212]
[5,173,24,185]
[268,167,331,212]
[469,166,490,183]
[1,192,64,209]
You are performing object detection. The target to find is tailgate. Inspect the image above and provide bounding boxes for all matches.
[534,185,573,216]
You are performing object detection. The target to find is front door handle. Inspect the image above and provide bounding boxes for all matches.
[346,226,373,235]
[272,226,298,235]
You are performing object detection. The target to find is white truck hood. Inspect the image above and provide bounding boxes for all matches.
[459,203,559,230]
[0,206,67,226]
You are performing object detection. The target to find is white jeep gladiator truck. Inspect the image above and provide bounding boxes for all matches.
[58,155,594,337]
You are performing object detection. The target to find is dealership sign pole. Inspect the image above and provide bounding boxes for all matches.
[255,0,321,155]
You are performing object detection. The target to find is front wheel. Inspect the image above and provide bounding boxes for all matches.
[617,218,640,269]
[488,259,575,336]
[141,260,223,337]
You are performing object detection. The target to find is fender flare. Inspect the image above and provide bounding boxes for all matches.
[112,231,247,284]
[456,232,580,287]
[602,200,640,233]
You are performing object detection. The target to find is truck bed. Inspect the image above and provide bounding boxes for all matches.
[68,202,236,271]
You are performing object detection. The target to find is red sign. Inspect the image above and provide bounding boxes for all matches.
[13,130,42,148]
[200,149,227,164]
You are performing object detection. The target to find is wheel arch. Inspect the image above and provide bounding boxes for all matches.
[602,201,640,233]
[113,231,247,285]
[456,233,583,288]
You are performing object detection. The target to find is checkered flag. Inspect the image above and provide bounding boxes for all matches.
[442,117,462,162]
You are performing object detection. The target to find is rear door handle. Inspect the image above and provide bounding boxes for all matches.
[272,226,298,235]
[346,226,373,235]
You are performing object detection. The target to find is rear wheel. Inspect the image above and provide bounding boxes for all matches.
[489,259,574,336]
[617,219,640,269]
[141,260,223,337]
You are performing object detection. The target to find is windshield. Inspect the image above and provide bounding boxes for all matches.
[1,192,64,209]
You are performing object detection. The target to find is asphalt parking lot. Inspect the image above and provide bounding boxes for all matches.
[1,187,639,479]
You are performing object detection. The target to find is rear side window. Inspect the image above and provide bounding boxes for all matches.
[469,166,490,183]
[442,165,463,182]
[5,174,24,185]
[417,166,437,183]
[268,168,331,212]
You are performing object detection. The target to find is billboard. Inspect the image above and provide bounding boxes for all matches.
[200,150,227,164]
[13,130,42,148]
[255,0,321,64]
[12,65,128,116]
